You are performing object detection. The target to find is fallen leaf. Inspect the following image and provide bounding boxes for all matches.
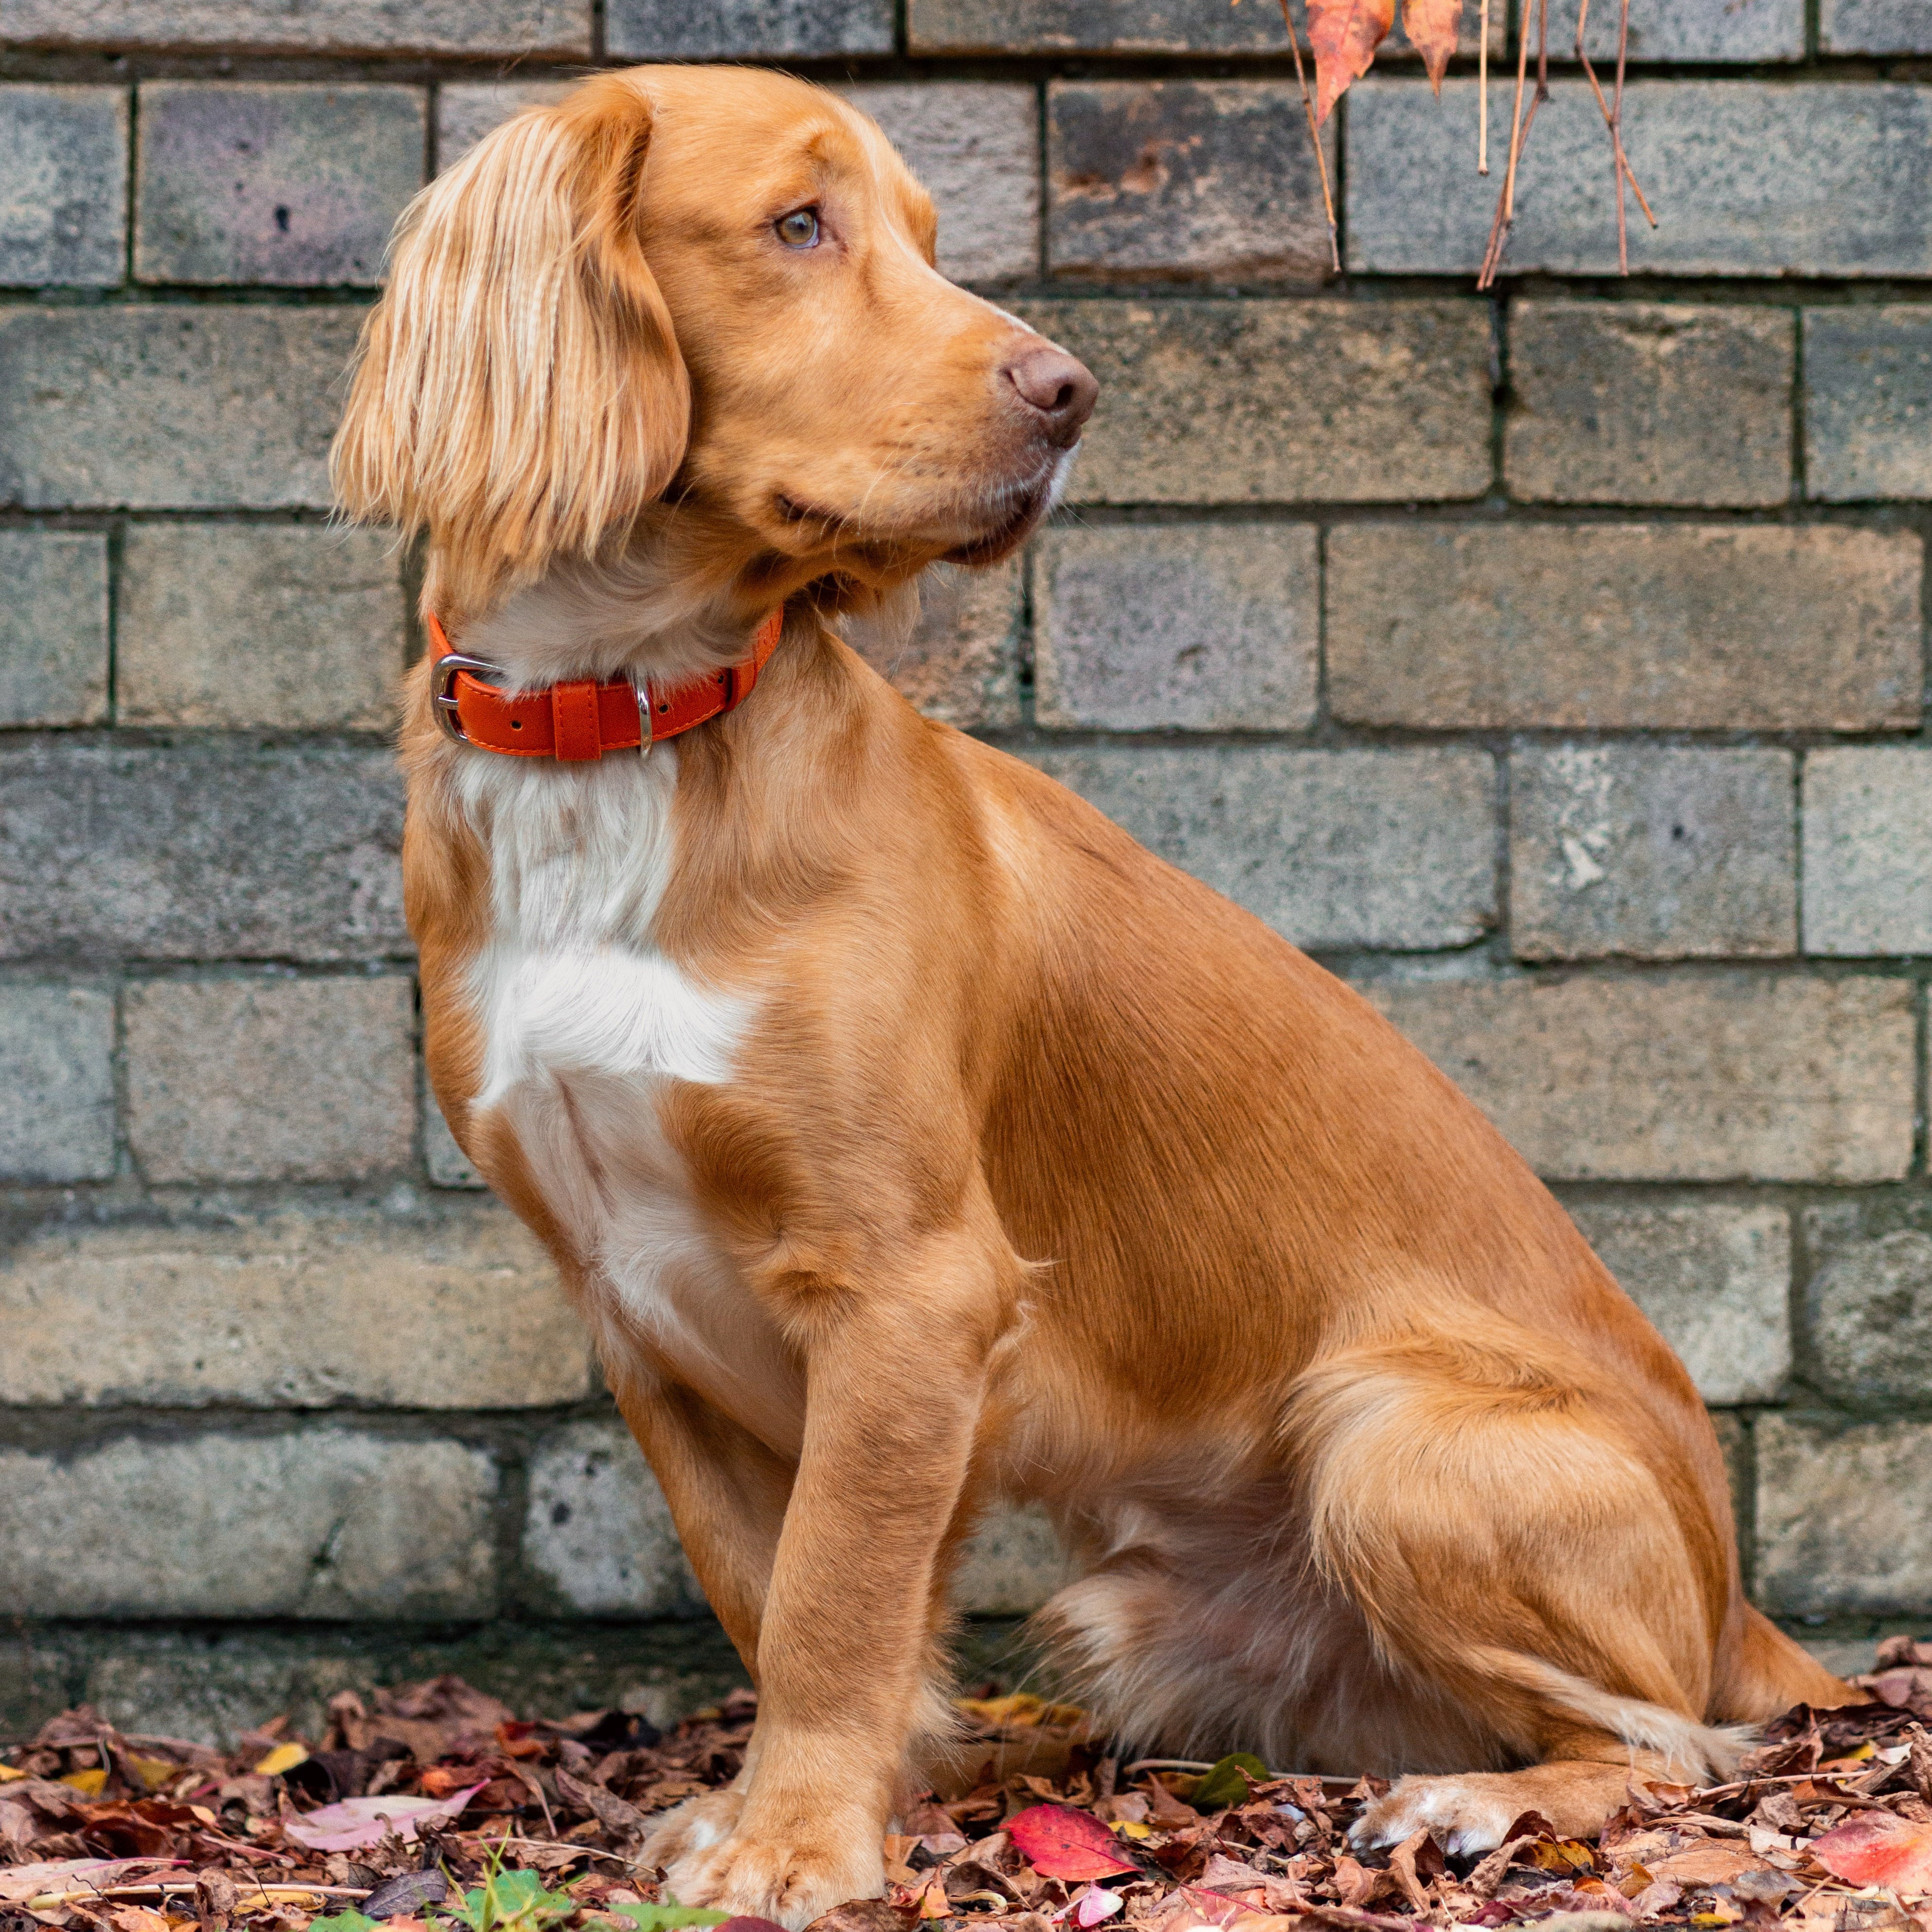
[1191,1757,1269,1813]
[0,1765,28,1784]
[1010,1804,1137,1880]
[1401,0,1461,88]
[1647,1843,1779,1888]
[252,1745,308,1779]
[109,1908,171,1932]
[281,1783,486,1852]
[0,1858,180,1904]
[1811,1814,1932,1897]
[63,1768,108,1796]
[1306,0,1396,124]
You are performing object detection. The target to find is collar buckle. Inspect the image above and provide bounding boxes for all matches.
[432,650,511,744]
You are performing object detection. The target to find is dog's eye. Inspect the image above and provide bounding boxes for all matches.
[775,208,820,249]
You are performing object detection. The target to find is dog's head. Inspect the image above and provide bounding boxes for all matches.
[332,67,1095,628]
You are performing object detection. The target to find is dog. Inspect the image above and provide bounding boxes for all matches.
[331,64,1851,1930]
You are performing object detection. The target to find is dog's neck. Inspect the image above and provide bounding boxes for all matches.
[451,544,755,698]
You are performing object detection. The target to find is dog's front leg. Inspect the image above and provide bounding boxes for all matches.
[644,1224,1004,1930]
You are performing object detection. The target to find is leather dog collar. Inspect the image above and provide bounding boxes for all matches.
[428,608,786,761]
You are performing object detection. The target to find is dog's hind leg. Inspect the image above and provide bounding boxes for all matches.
[1284,1329,1750,1854]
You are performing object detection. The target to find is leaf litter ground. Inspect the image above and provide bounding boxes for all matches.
[4,1643,1931,1932]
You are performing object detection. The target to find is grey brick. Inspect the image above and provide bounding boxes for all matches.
[1801,1210,1932,1412]
[136,83,423,288]
[1022,299,1491,505]
[523,1420,705,1618]
[1048,82,1335,284]
[1580,0,1804,60]
[524,1418,1073,1618]
[1034,524,1318,732]
[909,0,1497,55]
[0,530,108,726]
[1756,1413,1932,1616]
[0,1197,586,1407]
[1328,524,1921,731]
[1805,308,1932,502]
[843,85,1039,285]
[0,1429,497,1620]
[0,743,406,962]
[425,1090,485,1189]
[1349,81,1932,278]
[0,984,115,1183]
[118,525,404,731]
[0,307,360,510]
[1365,973,1914,1183]
[1028,747,1496,951]
[1509,745,1797,960]
[1,1,589,54]
[125,975,415,1184]
[1506,303,1793,508]
[435,82,573,170]
[0,86,126,286]
[847,558,1021,730]
[1803,749,1932,957]
[1822,0,1932,50]
[607,0,890,56]
[1565,1200,1790,1405]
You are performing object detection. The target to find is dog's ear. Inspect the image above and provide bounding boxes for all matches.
[331,75,690,615]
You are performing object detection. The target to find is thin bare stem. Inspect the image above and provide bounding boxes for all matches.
[1277,0,1340,271]
[1501,0,1532,222]
[1574,0,1657,250]
[1479,0,1490,172]
[1479,0,1546,286]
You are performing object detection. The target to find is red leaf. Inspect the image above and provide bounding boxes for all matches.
[1306,0,1397,124]
[1810,1815,1932,1897]
[1402,0,1462,90]
[1008,1805,1137,1881]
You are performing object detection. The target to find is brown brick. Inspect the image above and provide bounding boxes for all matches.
[1047,82,1334,284]
[1034,524,1318,731]
[1023,299,1491,505]
[847,558,1020,729]
[1328,524,1921,730]
[0,1197,589,1408]
[124,976,415,1184]
[1364,973,1914,1183]
[1509,745,1797,960]
[1506,303,1793,508]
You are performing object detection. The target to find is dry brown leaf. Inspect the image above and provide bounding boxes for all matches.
[1401,0,1462,88]
[1306,0,1396,123]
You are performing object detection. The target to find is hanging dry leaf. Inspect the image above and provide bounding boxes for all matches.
[1401,0,1462,90]
[1306,0,1397,123]
[1009,1803,1138,1880]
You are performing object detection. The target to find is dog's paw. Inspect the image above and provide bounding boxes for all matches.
[644,1799,884,1932]
[1348,1774,1527,1859]
[639,1787,747,1873]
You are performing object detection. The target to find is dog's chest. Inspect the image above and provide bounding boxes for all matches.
[456,751,803,1447]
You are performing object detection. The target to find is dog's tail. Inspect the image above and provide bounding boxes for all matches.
[1710,1604,1863,1724]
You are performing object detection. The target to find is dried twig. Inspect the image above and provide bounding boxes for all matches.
[1478,0,1491,172]
[1478,0,1550,287]
[1574,0,1657,271]
[1277,0,1341,272]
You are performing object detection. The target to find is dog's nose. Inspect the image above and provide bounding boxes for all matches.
[1004,343,1099,446]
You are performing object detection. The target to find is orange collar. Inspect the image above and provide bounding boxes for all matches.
[428,608,785,761]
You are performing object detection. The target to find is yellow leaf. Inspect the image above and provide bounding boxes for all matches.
[61,1769,107,1796]
[1114,1821,1154,1840]
[132,1757,181,1791]
[0,1765,27,1783]
[253,1743,309,1777]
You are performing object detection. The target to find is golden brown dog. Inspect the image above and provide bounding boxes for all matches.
[332,65,1848,1930]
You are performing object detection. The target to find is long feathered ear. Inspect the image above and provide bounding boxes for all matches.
[331,75,690,617]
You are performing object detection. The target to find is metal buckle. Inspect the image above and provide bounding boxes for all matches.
[433,651,510,745]
[632,678,654,758]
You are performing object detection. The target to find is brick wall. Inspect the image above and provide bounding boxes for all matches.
[2,0,1929,1742]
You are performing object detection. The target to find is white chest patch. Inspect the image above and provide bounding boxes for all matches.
[453,747,802,1449]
